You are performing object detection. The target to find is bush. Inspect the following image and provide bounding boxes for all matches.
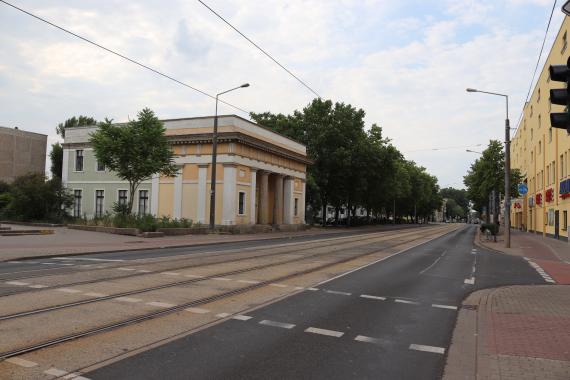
[480,223,498,235]
[71,213,193,232]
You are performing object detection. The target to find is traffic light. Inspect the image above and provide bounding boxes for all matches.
[549,57,570,132]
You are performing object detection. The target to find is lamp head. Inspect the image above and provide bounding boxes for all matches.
[241,83,250,88]
[466,88,478,93]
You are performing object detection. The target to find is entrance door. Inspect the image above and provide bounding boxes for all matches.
[555,210,560,239]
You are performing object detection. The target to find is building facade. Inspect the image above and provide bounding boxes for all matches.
[0,126,47,183]
[62,115,309,225]
[510,16,570,241]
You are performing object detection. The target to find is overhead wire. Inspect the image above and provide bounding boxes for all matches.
[197,0,322,99]
[0,0,251,115]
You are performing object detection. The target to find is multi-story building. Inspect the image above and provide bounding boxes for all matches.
[62,115,309,226]
[0,126,47,183]
[510,16,570,241]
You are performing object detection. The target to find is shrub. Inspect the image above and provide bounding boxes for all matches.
[480,223,498,235]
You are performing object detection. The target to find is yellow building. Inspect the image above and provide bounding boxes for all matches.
[63,115,309,227]
[510,16,570,241]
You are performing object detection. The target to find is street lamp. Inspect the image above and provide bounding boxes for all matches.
[466,87,511,248]
[209,83,250,230]
[466,149,483,154]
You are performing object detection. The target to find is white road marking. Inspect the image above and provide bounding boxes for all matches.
[53,257,125,262]
[161,272,180,276]
[232,315,253,321]
[395,299,419,305]
[5,357,37,368]
[259,320,295,329]
[138,270,152,273]
[306,287,319,291]
[63,373,90,380]
[7,261,23,263]
[237,279,260,284]
[432,304,458,310]
[117,268,135,271]
[146,302,175,308]
[60,263,75,266]
[5,281,30,286]
[211,277,231,281]
[305,327,344,337]
[84,292,107,297]
[29,284,48,289]
[216,313,231,318]
[185,307,210,314]
[116,297,142,303]
[269,283,288,288]
[185,274,203,278]
[464,277,475,285]
[360,294,386,301]
[325,290,352,296]
[409,344,445,354]
[44,368,68,376]
[419,249,447,274]
[40,263,58,265]
[56,288,82,293]
[293,286,305,290]
[354,335,384,345]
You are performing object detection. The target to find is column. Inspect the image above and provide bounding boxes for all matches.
[250,168,258,224]
[274,174,284,225]
[62,149,69,185]
[259,171,270,224]
[222,164,237,225]
[300,179,306,224]
[197,164,208,223]
[151,173,159,216]
[283,176,294,224]
[173,166,183,219]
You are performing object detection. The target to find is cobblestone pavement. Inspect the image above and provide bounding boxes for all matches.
[445,226,570,380]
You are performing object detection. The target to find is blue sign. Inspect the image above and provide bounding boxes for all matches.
[560,179,570,195]
[518,183,528,195]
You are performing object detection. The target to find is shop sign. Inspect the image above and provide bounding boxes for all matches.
[561,179,570,199]
[535,193,543,206]
[528,196,535,208]
[512,199,523,211]
[545,188,554,203]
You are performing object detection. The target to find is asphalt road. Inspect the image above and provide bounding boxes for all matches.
[84,225,544,380]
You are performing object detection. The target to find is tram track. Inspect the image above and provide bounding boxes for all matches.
[0,227,430,297]
[0,226,454,359]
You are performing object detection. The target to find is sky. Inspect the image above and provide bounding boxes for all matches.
[0,0,565,188]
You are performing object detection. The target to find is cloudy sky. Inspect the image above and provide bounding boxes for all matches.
[0,0,564,187]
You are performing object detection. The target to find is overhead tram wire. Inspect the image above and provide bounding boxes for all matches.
[512,0,557,136]
[0,0,251,115]
[404,143,484,153]
[197,0,322,99]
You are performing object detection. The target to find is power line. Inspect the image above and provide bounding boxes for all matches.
[0,0,251,115]
[197,0,322,99]
[404,143,483,153]
[513,0,557,136]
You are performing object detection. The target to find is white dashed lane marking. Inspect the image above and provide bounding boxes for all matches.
[146,302,175,308]
[212,277,232,281]
[232,315,253,321]
[395,299,419,305]
[324,290,352,296]
[431,304,458,310]
[305,327,344,338]
[354,335,385,345]
[360,295,387,301]
[216,313,231,318]
[5,281,30,286]
[237,280,260,284]
[409,344,445,354]
[524,258,556,283]
[464,277,475,285]
[44,368,68,376]
[259,320,296,329]
[84,292,107,297]
[115,297,142,303]
[56,288,82,294]
[185,307,210,314]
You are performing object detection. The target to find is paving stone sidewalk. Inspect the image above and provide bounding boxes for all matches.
[445,229,570,380]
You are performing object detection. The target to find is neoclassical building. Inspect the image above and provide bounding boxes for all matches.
[62,115,309,226]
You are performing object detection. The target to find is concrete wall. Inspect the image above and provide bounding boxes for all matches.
[0,126,47,183]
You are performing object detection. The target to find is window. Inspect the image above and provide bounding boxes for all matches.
[549,127,553,143]
[73,190,82,218]
[75,150,84,171]
[97,160,105,172]
[294,198,299,216]
[95,190,104,218]
[562,30,568,54]
[238,191,246,215]
[138,190,149,215]
[562,155,565,179]
[537,89,541,103]
[118,190,128,206]
[538,114,541,128]
[563,211,568,231]
[530,105,533,117]
[531,128,533,140]
[538,141,542,155]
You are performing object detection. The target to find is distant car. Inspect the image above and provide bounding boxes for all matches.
[473,219,479,224]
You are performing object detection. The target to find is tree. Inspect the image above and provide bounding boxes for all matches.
[50,142,63,179]
[2,174,73,221]
[57,115,97,138]
[90,108,178,214]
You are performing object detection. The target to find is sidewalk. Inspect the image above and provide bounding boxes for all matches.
[0,223,416,262]
[444,229,570,380]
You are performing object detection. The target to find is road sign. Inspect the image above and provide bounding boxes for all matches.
[518,183,528,195]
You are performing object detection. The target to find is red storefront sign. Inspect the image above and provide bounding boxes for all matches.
[535,193,542,206]
[545,188,554,203]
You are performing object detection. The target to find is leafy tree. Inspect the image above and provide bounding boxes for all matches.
[90,108,178,214]
[2,174,73,221]
[56,115,97,138]
[49,142,63,179]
